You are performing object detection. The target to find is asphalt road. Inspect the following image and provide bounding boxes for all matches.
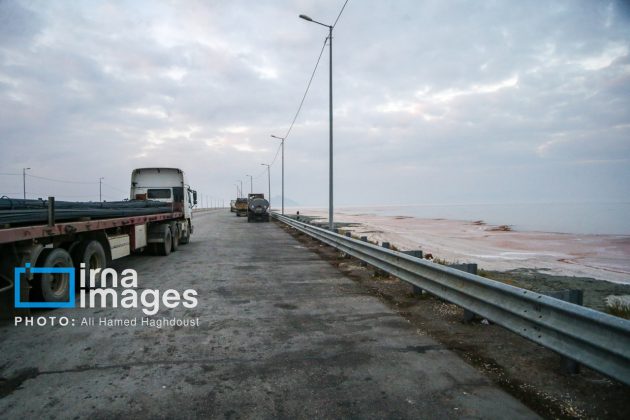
[0,210,537,419]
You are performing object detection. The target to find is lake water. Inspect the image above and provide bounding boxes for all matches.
[333,202,630,235]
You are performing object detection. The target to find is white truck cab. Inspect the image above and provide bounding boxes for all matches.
[130,167,196,219]
[130,167,196,245]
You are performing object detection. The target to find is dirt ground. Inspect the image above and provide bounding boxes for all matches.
[480,269,630,313]
[276,220,630,420]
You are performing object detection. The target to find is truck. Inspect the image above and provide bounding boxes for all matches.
[234,198,248,217]
[0,167,196,318]
[247,193,270,223]
[230,200,236,213]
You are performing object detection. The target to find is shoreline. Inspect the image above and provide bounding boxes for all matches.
[289,208,630,311]
[292,208,630,283]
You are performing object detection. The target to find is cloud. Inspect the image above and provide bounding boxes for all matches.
[0,0,629,207]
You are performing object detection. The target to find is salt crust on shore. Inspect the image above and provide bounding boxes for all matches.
[296,208,630,285]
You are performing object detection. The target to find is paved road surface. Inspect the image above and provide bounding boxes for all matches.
[0,211,537,419]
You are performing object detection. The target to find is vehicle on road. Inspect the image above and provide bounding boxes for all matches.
[234,198,248,217]
[247,193,270,223]
[230,200,236,212]
[0,167,197,317]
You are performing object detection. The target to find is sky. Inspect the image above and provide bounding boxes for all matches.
[1,0,629,207]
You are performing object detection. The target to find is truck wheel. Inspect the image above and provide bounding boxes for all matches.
[157,228,172,256]
[72,240,107,288]
[36,248,73,302]
[170,225,180,252]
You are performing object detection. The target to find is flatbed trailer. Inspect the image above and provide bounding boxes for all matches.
[0,167,197,318]
[0,210,182,245]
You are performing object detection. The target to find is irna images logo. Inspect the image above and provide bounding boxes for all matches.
[14,263,198,315]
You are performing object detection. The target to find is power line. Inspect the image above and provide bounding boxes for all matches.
[269,142,282,167]
[102,182,127,193]
[270,0,349,160]
[253,166,267,179]
[249,1,350,182]
[333,0,350,28]
[26,173,98,184]
[280,37,328,144]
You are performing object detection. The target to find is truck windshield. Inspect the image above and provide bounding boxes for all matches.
[147,189,171,199]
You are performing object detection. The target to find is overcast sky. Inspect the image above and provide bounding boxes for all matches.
[1,0,629,207]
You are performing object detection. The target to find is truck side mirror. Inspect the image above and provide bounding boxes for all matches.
[193,191,198,205]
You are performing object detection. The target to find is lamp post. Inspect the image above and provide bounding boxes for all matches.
[246,174,253,194]
[22,167,30,200]
[99,177,104,202]
[300,13,334,230]
[271,134,285,215]
[261,164,271,208]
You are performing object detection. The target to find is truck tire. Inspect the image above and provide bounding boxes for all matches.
[157,228,172,256]
[170,225,179,252]
[36,248,73,302]
[72,240,107,288]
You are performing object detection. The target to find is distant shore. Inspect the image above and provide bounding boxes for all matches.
[289,208,630,311]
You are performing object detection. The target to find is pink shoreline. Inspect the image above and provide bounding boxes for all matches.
[295,208,630,285]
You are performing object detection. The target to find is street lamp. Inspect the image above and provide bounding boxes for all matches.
[300,13,334,230]
[261,164,271,208]
[99,177,104,202]
[22,167,30,200]
[246,174,253,194]
[271,134,285,215]
[236,180,243,197]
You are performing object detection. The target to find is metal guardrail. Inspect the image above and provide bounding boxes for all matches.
[272,212,630,385]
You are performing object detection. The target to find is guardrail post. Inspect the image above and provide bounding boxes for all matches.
[359,236,368,266]
[403,250,424,295]
[374,243,391,277]
[341,232,352,258]
[447,263,478,322]
[542,289,584,374]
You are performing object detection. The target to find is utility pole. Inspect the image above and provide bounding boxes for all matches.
[246,174,253,194]
[300,14,334,229]
[99,177,104,202]
[271,135,285,215]
[22,167,30,200]
[261,164,271,207]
